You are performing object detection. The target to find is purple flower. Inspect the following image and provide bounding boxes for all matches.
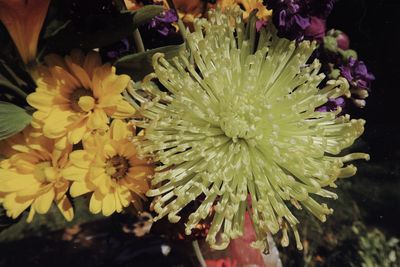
[267,0,335,41]
[340,57,375,90]
[316,97,345,112]
[148,9,178,36]
[268,0,310,40]
[103,38,131,61]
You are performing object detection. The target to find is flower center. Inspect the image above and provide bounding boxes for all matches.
[105,155,130,179]
[69,87,95,112]
[33,162,57,183]
[219,100,257,142]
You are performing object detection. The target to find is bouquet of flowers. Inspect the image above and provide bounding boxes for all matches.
[0,0,380,266]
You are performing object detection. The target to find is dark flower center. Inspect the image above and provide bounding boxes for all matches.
[106,155,130,179]
[69,87,94,112]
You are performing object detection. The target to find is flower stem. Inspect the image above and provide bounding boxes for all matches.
[114,0,145,53]
[166,0,187,38]
[133,29,145,53]
[192,240,207,267]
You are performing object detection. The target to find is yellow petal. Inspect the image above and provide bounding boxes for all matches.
[104,143,117,158]
[27,207,36,222]
[15,183,42,198]
[87,109,109,130]
[34,189,55,214]
[67,117,88,144]
[117,186,131,207]
[62,165,88,181]
[78,96,95,112]
[44,166,57,182]
[114,190,123,213]
[102,192,115,216]
[69,150,92,168]
[92,64,112,98]
[108,100,136,119]
[49,65,80,90]
[110,119,130,141]
[0,170,37,192]
[55,136,68,150]
[69,49,85,66]
[83,51,102,78]
[44,54,68,69]
[3,193,33,219]
[27,91,55,112]
[65,55,92,89]
[89,192,102,214]
[97,95,121,108]
[129,166,154,179]
[56,195,74,221]
[70,181,91,197]
[92,173,111,196]
[118,142,137,158]
[43,108,72,138]
[129,156,150,166]
[103,70,130,95]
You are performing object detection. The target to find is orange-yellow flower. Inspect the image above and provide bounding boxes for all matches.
[216,0,272,21]
[27,50,136,145]
[125,0,204,25]
[62,120,153,216]
[171,0,205,24]
[0,127,73,222]
[0,0,50,64]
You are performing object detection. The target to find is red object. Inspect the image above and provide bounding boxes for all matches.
[205,258,238,267]
[228,212,267,267]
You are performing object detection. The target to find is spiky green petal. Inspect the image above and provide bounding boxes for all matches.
[126,9,369,251]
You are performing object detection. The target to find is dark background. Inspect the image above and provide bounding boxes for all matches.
[329,0,400,150]
[328,0,400,235]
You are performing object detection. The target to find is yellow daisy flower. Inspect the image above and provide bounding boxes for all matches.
[0,127,74,222]
[27,50,136,145]
[0,0,50,64]
[62,120,153,216]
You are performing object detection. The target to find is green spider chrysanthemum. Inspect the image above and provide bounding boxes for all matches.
[126,9,369,250]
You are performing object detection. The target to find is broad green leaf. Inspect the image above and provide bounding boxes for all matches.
[131,5,164,29]
[114,43,185,80]
[0,101,31,140]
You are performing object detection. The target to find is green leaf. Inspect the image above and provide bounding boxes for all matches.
[43,19,72,39]
[0,101,31,140]
[131,5,164,29]
[0,60,30,98]
[114,43,185,80]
